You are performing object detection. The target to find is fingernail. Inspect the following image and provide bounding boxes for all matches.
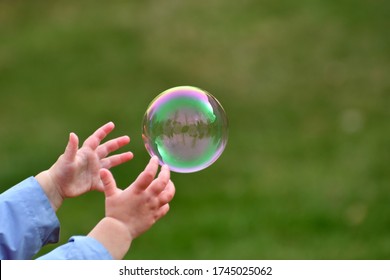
[150,156,158,163]
[163,164,170,170]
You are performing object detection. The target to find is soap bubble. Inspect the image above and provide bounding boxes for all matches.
[142,86,228,173]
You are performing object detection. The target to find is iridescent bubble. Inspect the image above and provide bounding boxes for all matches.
[142,86,228,173]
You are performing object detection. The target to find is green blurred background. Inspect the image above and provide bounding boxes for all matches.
[0,0,389,259]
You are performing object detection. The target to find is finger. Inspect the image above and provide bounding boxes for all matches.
[82,122,115,150]
[148,164,170,195]
[100,168,118,197]
[157,204,170,219]
[101,152,134,169]
[158,180,175,206]
[131,156,159,192]
[63,133,79,162]
[96,135,130,159]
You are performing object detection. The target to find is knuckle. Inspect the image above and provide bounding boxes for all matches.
[143,170,155,182]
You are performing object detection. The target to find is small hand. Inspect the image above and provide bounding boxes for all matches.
[100,156,175,240]
[36,122,133,211]
[87,156,175,259]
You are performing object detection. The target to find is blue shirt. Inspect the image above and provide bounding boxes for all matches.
[0,177,112,260]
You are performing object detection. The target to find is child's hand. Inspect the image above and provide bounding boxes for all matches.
[88,156,175,259]
[102,156,175,239]
[36,122,133,211]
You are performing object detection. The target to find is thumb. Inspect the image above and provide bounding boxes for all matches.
[99,168,117,197]
[63,132,79,162]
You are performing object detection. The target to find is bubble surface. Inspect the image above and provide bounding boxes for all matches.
[142,86,228,173]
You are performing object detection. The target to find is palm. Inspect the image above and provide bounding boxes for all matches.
[56,148,102,197]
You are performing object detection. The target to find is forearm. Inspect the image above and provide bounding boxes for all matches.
[88,217,132,260]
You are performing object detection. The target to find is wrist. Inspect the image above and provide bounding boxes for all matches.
[88,217,132,260]
[35,170,64,212]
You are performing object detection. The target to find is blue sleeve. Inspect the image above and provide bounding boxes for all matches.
[0,177,60,260]
[37,236,113,260]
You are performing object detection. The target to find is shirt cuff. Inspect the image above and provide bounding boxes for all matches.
[0,177,60,259]
[38,236,113,260]
[22,176,61,245]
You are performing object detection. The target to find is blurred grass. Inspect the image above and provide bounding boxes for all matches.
[0,0,389,259]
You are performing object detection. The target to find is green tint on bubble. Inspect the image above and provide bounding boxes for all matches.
[142,86,228,173]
